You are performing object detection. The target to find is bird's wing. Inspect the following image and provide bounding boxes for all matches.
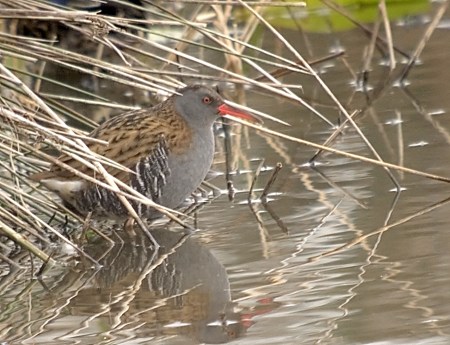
[129,137,170,201]
[30,106,192,184]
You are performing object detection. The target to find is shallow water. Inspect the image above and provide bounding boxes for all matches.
[2,3,450,345]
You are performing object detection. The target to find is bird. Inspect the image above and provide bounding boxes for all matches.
[30,85,259,222]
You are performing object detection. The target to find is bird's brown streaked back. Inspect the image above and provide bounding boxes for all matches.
[30,97,192,184]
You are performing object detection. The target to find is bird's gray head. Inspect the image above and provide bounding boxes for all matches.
[173,85,258,129]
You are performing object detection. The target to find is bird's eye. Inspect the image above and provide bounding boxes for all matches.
[202,96,212,104]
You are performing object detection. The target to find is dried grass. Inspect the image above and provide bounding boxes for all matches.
[0,0,448,267]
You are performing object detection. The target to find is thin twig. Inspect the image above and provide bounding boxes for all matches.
[308,196,450,263]
[379,0,396,70]
[260,162,282,200]
[399,1,449,83]
[0,219,53,264]
[248,159,265,202]
[230,117,450,183]
[262,201,289,234]
[311,166,367,209]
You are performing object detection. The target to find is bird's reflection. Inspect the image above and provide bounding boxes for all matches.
[34,227,248,344]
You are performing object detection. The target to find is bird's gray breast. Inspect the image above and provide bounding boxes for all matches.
[160,128,215,209]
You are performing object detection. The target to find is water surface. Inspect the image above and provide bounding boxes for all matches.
[2,3,450,345]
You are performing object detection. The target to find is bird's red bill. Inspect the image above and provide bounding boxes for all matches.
[217,104,262,124]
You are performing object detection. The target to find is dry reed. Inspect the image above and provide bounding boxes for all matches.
[0,0,447,267]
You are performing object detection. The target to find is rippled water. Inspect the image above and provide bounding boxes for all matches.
[2,3,450,345]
